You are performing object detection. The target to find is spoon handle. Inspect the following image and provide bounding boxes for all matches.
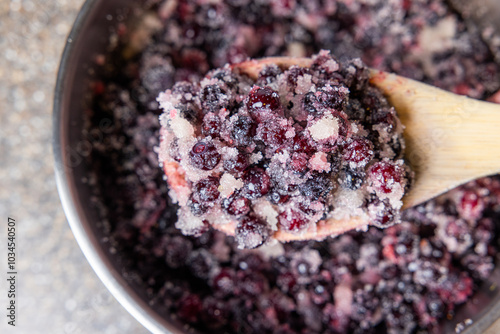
[370,71,500,208]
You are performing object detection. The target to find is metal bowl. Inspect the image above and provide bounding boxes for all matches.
[53,0,500,333]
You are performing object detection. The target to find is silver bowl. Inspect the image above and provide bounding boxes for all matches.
[53,0,500,333]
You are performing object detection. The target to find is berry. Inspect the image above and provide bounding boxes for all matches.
[201,84,225,113]
[187,249,215,279]
[278,209,309,232]
[246,86,281,121]
[257,65,283,86]
[235,216,270,249]
[292,132,315,154]
[189,141,221,170]
[302,92,320,116]
[257,119,289,149]
[222,193,251,216]
[338,168,365,190]
[369,161,403,194]
[189,177,220,215]
[212,268,236,296]
[242,167,271,199]
[201,113,221,138]
[165,236,193,268]
[231,115,256,146]
[268,191,290,205]
[300,173,333,201]
[223,152,249,175]
[178,294,202,323]
[290,152,309,173]
[317,86,347,110]
[343,138,373,166]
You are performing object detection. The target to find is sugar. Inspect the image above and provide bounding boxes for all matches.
[308,113,339,141]
[308,152,331,172]
[218,173,244,198]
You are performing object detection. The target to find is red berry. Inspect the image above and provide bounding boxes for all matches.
[343,138,373,166]
[201,113,221,138]
[257,119,289,149]
[278,209,309,232]
[246,86,281,121]
[235,216,270,249]
[369,161,403,194]
[222,193,251,216]
[290,152,309,173]
[242,167,271,199]
[189,141,221,170]
[223,152,249,175]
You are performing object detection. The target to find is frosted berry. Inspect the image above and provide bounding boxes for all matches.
[189,141,221,170]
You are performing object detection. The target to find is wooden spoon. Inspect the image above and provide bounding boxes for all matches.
[163,57,500,243]
[233,57,500,209]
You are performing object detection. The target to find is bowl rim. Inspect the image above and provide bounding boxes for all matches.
[52,1,180,333]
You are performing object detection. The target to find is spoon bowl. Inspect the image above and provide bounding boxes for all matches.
[163,56,500,242]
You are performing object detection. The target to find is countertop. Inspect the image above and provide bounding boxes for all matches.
[0,1,499,333]
[0,1,147,333]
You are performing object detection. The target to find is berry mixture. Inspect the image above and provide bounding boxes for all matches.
[157,52,411,249]
[84,0,500,333]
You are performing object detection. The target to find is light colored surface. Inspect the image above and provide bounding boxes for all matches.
[0,1,148,333]
[369,71,500,209]
[2,1,500,334]
[239,57,500,211]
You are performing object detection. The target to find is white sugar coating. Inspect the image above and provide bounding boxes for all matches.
[295,73,313,95]
[218,173,244,198]
[220,146,239,160]
[249,152,263,164]
[170,114,194,139]
[330,188,366,219]
[237,230,265,250]
[308,152,331,172]
[253,199,279,231]
[175,209,206,235]
[308,113,339,141]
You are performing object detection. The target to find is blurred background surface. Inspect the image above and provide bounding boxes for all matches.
[0,0,147,333]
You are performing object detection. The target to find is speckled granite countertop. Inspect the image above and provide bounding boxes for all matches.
[1,1,500,334]
[0,1,146,333]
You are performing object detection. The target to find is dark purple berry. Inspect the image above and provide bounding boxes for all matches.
[338,168,365,190]
[187,249,215,279]
[201,113,221,137]
[212,269,236,296]
[201,84,225,113]
[257,119,289,149]
[300,173,333,201]
[177,294,202,323]
[222,193,251,216]
[246,86,281,121]
[223,152,249,175]
[242,167,271,199]
[189,141,221,170]
[235,216,270,249]
[257,64,283,86]
[303,92,320,116]
[231,116,256,146]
